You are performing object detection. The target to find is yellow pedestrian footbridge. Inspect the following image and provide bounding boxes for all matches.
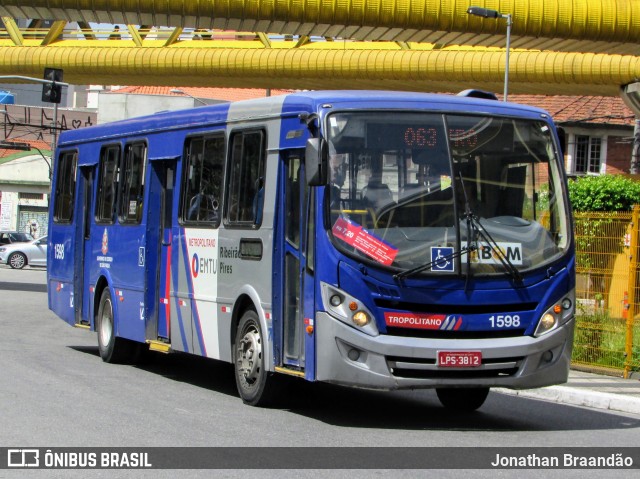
[0,0,639,103]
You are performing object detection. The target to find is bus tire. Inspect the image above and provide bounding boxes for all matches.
[233,309,277,406]
[436,387,489,411]
[96,288,135,363]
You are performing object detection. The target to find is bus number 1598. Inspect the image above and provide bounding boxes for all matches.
[488,315,521,328]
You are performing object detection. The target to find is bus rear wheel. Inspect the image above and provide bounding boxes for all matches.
[436,387,490,411]
[233,310,277,406]
[96,288,135,363]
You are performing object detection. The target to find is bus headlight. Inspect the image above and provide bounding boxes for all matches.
[321,282,378,336]
[352,311,370,327]
[534,290,575,337]
[538,313,556,333]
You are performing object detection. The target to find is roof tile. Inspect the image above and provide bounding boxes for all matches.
[509,95,635,126]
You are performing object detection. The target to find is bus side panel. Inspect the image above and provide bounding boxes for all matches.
[112,287,146,342]
[181,228,220,358]
[156,239,171,340]
[169,228,195,354]
[101,226,147,343]
[48,228,77,327]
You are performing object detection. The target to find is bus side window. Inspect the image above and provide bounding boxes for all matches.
[118,142,147,224]
[225,130,266,227]
[180,134,225,226]
[53,151,78,223]
[95,145,120,224]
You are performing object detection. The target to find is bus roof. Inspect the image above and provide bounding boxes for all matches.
[57,90,552,148]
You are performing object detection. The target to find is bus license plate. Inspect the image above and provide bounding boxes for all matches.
[438,351,482,368]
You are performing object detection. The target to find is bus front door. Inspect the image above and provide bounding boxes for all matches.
[281,155,313,373]
[144,160,175,345]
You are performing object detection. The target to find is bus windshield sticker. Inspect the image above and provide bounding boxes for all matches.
[431,247,455,272]
[461,242,523,265]
[332,217,398,266]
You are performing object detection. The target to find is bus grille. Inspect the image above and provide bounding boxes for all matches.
[387,356,523,379]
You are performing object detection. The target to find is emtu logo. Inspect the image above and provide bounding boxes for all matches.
[191,253,199,278]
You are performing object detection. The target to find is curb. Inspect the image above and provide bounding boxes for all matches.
[495,386,640,415]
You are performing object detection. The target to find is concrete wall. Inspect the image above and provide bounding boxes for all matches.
[97,93,221,123]
[98,93,180,123]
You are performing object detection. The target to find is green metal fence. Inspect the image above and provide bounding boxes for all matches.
[572,206,640,377]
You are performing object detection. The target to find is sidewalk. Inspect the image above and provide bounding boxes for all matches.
[497,369,640,415]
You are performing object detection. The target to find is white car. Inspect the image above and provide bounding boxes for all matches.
[0,235,47,269]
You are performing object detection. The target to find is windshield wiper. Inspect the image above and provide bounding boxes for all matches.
[393,244,475,281]
[458,173,523,283]
[394,174,523,283]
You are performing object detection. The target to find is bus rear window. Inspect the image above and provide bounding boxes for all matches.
[53,151,78,223]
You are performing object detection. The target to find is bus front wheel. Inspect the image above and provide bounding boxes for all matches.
[436,387,490,411]
[96,288,135,363]
[233,310,277,406]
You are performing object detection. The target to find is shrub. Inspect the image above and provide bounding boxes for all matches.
[568,175,640,212]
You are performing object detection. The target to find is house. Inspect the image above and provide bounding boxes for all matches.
[510,95,636,176]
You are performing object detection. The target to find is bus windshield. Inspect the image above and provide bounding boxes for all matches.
[326,111,570,277]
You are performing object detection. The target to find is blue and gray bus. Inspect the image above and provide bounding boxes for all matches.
[47,90,575,410]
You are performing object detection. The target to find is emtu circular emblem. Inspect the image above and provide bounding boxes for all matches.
[191,253,199,278]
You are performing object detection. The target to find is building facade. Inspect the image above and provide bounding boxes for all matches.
[512,95,636,177]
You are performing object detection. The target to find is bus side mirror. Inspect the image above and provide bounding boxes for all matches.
[305,138,328,186]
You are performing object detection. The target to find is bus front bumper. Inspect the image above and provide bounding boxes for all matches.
[315,312,574,390]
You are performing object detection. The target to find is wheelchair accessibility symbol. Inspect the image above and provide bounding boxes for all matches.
[431,247,454,272]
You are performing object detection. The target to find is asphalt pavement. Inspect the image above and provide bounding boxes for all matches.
[2,264,640,416]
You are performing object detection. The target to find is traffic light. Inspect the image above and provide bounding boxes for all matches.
[42,67,63,103]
